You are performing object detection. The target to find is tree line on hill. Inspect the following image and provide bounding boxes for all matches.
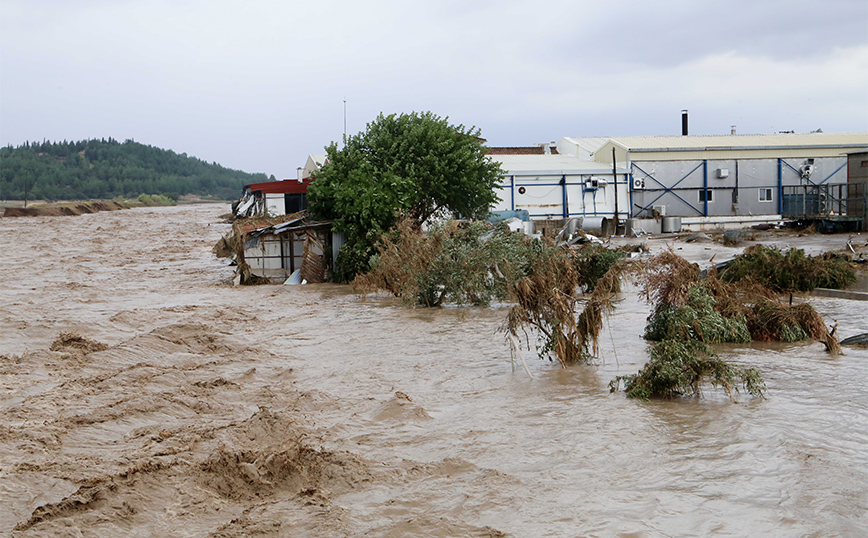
[0,138,270,201]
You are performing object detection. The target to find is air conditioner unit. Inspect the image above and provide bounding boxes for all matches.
[800,159,815,180]
[633,178,645,190]
[716,168,729,179]
[586,178,607,189]
[652,204,666,216]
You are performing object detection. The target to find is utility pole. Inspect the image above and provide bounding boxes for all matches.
[612,147,619,235]
[343,98,347,146]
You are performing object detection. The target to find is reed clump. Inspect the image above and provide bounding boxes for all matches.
[719,245,856,291]
[506,243,631,366]
[507,241,585,365]
[640,252,840,351]
[610,339,766,401]
[643,284,752,344]
[354,218,631,365]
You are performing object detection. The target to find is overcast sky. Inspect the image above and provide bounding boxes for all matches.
[2,0,867,178]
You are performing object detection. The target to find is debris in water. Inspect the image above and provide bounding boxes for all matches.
[840,332,868,347]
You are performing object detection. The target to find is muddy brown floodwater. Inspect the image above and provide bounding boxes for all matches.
[1,204,866,537]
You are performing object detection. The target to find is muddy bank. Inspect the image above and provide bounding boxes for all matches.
[1,204,866,537]
[3,200,127,217]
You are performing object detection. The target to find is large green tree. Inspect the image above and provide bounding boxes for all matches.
[308,111,503,281]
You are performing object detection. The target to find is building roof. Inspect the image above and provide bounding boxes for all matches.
[558,137,611,155]
[562,132,868,155]
[307,154,328,167]
[244,179,311,194]
[487,146,559,155]
[492,154,627,175]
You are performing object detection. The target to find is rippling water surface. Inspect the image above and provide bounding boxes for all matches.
[1,204,865,537]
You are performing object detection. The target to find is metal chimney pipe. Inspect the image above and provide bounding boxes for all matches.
[681,110,688,136]
[731,125,737,135]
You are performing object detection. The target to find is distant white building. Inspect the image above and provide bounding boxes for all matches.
[488,149,629,226]
[557,132,868,222]
[488,132,868,231]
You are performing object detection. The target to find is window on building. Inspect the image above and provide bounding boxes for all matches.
[699,189,713,203]
[759,188,773,202]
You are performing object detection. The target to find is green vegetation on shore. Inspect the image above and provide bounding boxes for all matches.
[0,138,268,201]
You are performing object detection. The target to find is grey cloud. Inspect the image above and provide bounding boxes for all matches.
[1,0,865,178]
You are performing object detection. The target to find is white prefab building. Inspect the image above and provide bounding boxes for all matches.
[554,132,868,224]
[490,154,630,225]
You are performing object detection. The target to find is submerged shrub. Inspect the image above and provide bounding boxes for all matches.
[355,219,538,307]
[612,247,844,400]
[573,245,627,292]
[639,252,839,350]
[644,284,751,344]
[609,339,766,401]
[607,251,768,400]
[719,245,856,291]
[358,218,632,313]
[746,298,839,352]
[507,240,634,366]
[508,241,586,365]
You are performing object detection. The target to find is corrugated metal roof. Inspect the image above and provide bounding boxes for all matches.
[559,137,610,154]
[493,154,624,175]
[247,218,331,238]
[564,132,868,153]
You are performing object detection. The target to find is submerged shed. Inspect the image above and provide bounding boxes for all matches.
[235,216,332,284]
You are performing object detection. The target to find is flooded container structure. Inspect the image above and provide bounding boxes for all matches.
[240,219,332,283]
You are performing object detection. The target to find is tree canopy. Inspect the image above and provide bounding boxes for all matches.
[0,138,267,201]
[308,111,503,281]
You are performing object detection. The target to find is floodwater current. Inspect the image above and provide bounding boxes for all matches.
[1,204,866,537]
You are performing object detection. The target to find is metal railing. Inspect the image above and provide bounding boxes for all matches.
[781,182,866,222]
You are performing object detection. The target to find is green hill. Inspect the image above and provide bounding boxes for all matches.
[0,138,269,201]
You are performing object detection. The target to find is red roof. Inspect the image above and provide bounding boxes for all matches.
[245,179,312,194]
